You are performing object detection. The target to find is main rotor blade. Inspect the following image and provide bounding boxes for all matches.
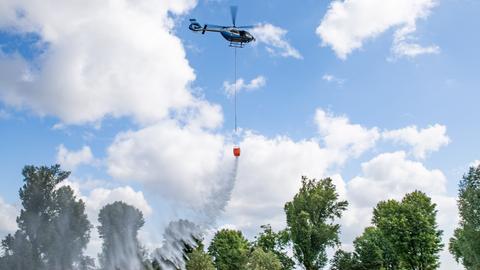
[236,25,255,29]
[230,6,238,26]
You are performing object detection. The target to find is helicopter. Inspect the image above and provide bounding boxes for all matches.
[189,6,255,48]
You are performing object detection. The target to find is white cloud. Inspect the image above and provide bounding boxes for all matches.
[0,197,18,236]
[251,23,302,59]
[322,74,345,86]
[315,109,380,159]
[316,0,439,59]
[56,144,95,170]
[383,124,450,159]
[391,24,440,58]
[347,151,447,208]
[223,76,266,97]
[107,120,226,206]
[58,180,152,220]
[85,186,153,218]
[0,0,206,125]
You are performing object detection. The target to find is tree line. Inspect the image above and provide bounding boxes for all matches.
[0,164,479,270]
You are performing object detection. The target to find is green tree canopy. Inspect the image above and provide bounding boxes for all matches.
[284,176,348,270]
[208,229,249,270]
[330,227,399,270]
[247,247,283,270]
[330,250,359,270]
[449,165,480,269]
[254,224,294,270]
[97,201,145,270]
[373,191,443,270]
[352,226,398,270]
[186,246,215,270]
[0,165,91,270]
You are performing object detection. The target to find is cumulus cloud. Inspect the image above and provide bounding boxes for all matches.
[223,76,266,97]
[107,120,226,206]
[315,109,380,160]
[251,23,302,59]
[346,151,446,208]
[383,124,450,159]
[0,197,18,236]
[58,180,152,220]
[56,144,95,170]
[85,186,152,218]
[317,0,439,59]
[0,0,209,125]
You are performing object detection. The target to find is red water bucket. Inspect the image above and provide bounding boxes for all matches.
[233,146,241,157]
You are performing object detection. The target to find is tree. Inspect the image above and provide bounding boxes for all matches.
[373,191,443,270]
[0,165,91,270]
[284,176,348,270]
[97,201,145,270]
[0,231,35,270]
[449,165,480,269]
[186,246,215,270]
[330,227,399,270]
[330,250,358,270]
[352,227,391,270]
[208,229,249,270]
[246,247,283,270]
[254,224,295,270]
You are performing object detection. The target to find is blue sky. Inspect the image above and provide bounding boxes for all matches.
[0,0,479,268]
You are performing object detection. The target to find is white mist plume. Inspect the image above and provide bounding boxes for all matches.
[154,220,202,270]
[200,158,239,223]
[154,158,239,269]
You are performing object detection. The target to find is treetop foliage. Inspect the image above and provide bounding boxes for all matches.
[285,176,348,270]
[208,229,249,270]
[449,164,480,269]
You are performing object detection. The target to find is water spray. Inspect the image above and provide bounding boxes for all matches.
[154,158,239,269]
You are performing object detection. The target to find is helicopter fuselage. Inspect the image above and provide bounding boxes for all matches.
[220,28,255,44]
[189,20,255,46]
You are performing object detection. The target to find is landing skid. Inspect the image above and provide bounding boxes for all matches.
[229,42,244,48]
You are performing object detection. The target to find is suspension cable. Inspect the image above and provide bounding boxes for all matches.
[234,47,237,133]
